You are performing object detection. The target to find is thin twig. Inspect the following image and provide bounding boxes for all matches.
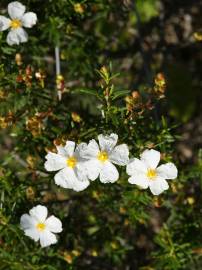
[0,191,4,209]
[55,46,62,100]
[55,46,61,76]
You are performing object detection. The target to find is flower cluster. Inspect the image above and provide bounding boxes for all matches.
[44,133,178,195]
[44,133,129,190]
[21,133,177,248]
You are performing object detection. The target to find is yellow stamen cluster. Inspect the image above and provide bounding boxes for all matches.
[97,151,108,163]
[67,156,77,168]
[36,223,46,231]
[10,19,22,29]
[147,168,157,180]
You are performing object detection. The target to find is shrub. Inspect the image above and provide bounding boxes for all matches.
[0,0,201,269]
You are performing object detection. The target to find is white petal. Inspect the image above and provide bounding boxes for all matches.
[128,174,149,189]
[45,216,62,233]
[8,1,26,19]
[56,145,67,157]
[79,139,99,159]
[140,149,160,169]
[157,163,178,180]
[98,133,118,152]
[0,16,11,31]
[6,28,28,45]
[54,168,89,191]
[54,167,75,189]
[39,230,57,248]
[126,158,147,176]
[22,12,37,28]
[75,142,87,154]
[29,205,48,222]
[72,178,90,192]
[24,228,39,242]
[75,163,88,181]
[54,167,89,191]
[74,142,88,161]
[109,144,129,166]
[20,214,36,230]
[99,161,119,183]
[149,178,169,195]
[44,152,66,171]
[64,141,75,157]
[85,159,101,181]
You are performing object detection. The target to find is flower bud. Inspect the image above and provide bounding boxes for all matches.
[74,3,85,14]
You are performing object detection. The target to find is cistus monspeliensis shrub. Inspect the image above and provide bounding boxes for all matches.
[0,1,201,269]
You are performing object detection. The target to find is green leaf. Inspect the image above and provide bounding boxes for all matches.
[112,89,130,100]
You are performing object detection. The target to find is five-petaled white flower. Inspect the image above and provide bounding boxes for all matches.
[80,133,129,183]
[126,149,178,195]
[0,1,37,45]
[20,205,62,248]
[44,141,90,192]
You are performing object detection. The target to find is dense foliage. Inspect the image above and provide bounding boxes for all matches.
[0,0,201,269]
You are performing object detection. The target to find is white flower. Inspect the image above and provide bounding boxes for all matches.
[126,149,178,195]
[20,205,62,248]
[44,141,90,192]
[0,1,37,45]
[80,133,129,183]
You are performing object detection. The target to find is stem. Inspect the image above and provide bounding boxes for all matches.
[55,46,61,75]
[55,46,62,100]
[0,191,4,209]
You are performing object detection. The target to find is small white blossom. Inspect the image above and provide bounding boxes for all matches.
[44,141,90,192]
[80,133,129,183]
[0,1,37,45]
[20,205,62,248]
[126,149,178,195]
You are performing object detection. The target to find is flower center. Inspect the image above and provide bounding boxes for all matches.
[36,222,46,231]
[147,168,157,180]
[10,19,22,29]
[97,151,108,163]
[67,156,77,168]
